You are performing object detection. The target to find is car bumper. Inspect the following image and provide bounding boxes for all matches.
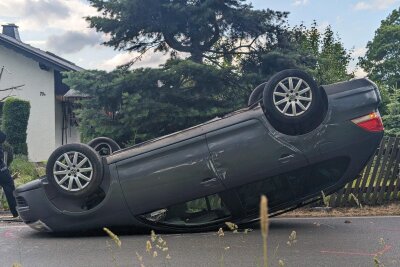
[14,177,136,233]
[15,181,60,232]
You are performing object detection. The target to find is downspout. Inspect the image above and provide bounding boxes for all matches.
[61,101,65,145]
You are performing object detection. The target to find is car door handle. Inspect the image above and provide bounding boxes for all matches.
[279,154,295,163]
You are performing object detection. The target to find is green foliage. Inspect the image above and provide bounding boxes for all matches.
[10,155,39,178]
[2,97,30,155]
[360,7,400,135]
[66,9,354,147]
[87,0,288,63]
[0,102,3,125]
[359,8,400,87]
[63,59,249,145]
[381,86,400,136]
[377,84,392,116]
[316,26,353,84]
[62,69,128,143]
[241,22,353,84]
[10,155,44,187]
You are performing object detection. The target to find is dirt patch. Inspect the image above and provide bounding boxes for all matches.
[281,203,400,218]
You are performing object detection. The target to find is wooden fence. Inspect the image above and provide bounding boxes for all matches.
[329,136,400,207]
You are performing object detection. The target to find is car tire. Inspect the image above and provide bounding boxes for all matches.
[46,143,104,198]
[262,69,323,134]
[248,82,267,107]
[87,137,120,156]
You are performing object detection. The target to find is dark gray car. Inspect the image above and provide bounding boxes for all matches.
[14,69,384,233]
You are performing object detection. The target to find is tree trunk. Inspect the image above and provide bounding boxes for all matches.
[189,52,204,63]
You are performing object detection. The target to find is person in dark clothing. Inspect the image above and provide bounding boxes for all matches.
[0,131,17,217]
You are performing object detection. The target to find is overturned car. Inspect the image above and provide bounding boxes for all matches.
[14,69,384,232]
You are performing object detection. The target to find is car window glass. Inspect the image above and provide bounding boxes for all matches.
[139,194,231,226]
[300,157,349,197]
[237,157,350,213]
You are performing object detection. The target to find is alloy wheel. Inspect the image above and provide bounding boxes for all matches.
[272,77,313,117]
[53,151,93,192]
[93,142,113,156]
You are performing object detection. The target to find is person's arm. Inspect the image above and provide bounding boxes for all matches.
[0,147,5,169]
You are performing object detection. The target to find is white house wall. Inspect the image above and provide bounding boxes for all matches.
[0,45,56,162]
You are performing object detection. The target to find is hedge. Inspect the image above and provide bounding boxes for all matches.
[2,97,30,155]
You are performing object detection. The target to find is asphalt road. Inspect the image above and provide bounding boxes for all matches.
[1,216,400,267]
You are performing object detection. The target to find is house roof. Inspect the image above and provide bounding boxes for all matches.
[0,33,83,72]
[63,88,90,99]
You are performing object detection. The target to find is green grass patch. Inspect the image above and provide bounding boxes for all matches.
[1,155,45,210]
[9,155,45,187]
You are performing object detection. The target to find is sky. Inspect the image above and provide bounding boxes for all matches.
[0,0,399,75]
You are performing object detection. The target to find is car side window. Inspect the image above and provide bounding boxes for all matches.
[298,157,349,197]
[236,157,350,213]
[139,194,231,226]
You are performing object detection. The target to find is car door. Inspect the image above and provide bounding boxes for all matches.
[116,135,224,215]
[205,119,308,189]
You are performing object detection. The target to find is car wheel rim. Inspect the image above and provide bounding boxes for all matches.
[53,151,93,192]
[93,143,113,156]
[273,77,313,117]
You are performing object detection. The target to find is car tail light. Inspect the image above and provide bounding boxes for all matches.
[351,112,384,132]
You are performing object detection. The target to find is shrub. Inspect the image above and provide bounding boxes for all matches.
[9,155,44,187]
[2,97,30,155]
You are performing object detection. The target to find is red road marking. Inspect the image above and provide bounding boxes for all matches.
[320,245,392,257]
[2,229,15,239]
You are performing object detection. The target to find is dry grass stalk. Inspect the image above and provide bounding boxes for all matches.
[373,256,383,267]
[260,195,269,267]
[147,230,171,261]
[146,240,152,253]
[217,227,225,237]
[286,231,297,246]
[135,252,145,267]
[225,222,239,233]
[150,230,157,242]
[373,237,386,267]
[103,227,122,248]
[321,191,330,207]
